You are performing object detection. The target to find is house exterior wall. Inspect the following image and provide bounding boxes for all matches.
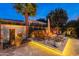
[0,24,26,44]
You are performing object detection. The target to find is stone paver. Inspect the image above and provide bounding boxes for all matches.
[0,43,53,56]
[73,39,79,55]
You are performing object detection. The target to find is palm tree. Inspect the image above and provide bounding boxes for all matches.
[14,3,36,37]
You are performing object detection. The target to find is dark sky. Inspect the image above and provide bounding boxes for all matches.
[0,3,79,21]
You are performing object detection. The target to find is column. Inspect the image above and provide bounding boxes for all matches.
[48,18,50,33]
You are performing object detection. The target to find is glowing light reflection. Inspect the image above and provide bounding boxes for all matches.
[28,41,62,56]
[63,38,75,56]
[28,38,75,56]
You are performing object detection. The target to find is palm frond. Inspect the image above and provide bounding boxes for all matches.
[14,3,36,16]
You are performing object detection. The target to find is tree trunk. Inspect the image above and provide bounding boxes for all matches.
[25,10,29,38]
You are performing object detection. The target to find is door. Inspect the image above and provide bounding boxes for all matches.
[9,29,15,46]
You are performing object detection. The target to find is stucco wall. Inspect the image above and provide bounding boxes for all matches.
[1,24,26,42]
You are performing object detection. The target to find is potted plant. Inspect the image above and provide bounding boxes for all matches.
[15,33,22,47]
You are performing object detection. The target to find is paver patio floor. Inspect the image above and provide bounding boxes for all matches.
[0,38,78,56]
[0,43,55,56]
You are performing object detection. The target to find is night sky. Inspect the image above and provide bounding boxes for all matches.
[0,3,79,21]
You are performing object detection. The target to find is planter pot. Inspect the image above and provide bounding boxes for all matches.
[11,40,15,46]
[15,39,22,47]
[15,42,21,47]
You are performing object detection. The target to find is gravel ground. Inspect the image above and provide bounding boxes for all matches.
[33,35,68,51]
